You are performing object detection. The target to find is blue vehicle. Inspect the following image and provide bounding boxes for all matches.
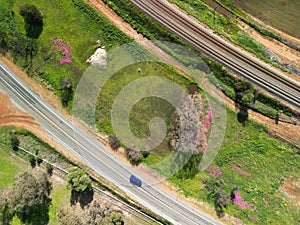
[130,175,142,187]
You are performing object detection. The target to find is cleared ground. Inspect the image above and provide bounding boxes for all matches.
[230,0,300,38]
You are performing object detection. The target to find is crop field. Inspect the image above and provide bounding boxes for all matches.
[229,0,300,38]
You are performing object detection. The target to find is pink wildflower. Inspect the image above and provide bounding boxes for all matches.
[206,165,223,178]
[232,165,250,176]
[98,118,104,123]
[232,191,247,209]
[263,198,270,206]
[232,192,256,211]
[51,37,72,64]
[247,214,257,221]
[60,58,72,64]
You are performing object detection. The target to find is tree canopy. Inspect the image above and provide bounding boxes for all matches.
[7,171,51,224]
[67,167,92,193]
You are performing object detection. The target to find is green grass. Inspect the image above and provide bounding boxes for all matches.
[226,0,300,38]
[1,0,131,108]
[48,183,71,225]
[168,109,300,224]
[94,61,196,162]
[0,146,28,189]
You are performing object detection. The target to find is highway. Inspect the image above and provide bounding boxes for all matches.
[0,62,223,224]
[129,0,300,110]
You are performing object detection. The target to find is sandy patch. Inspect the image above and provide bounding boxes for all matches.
[246,14,300,47]
[238,20,300,80]
[280,178,300,207]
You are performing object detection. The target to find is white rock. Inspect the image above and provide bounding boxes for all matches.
[86,46,107,69]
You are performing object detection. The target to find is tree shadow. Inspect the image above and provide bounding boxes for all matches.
[70,189,94,208]
[18,198,51,225]
[25,21,43,39]
[236,104,249,125]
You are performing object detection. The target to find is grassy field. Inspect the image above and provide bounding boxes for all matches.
[228,0,300,38]
[168,109,300,224]
[0,142,29,189]
[1,0,131,108]
[95,61,196,163]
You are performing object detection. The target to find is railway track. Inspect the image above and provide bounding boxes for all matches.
[129,0,300,110]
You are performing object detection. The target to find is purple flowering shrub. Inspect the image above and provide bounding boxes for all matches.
[232,191,256,211]
[193,95,216,153]
[51,37,72,64]
[207,165,223,178]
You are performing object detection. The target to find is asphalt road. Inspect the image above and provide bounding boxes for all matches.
[0,62,223,224]
[129,0,300,110]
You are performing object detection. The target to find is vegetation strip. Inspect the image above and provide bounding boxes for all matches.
[0,131,169,225]
[203,0,300,52]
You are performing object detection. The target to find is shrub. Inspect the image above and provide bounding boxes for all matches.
[67,167,92,193]
[125,147,142,166]
[46,163,53,176]
[109,212,124,225]
[108,135,120,151]
[29,155,36,168]
[251,101,277,118]
[10,133,19,151]
[241,92,254,106]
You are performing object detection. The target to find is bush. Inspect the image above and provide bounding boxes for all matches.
[141,149,150,158]
[108,135,120,151]
[10,133,19,151]
[256,93,297,117]
[251,101,278,118]
[125,147,142,166]
[46,163,54,176]
[109,212,124,225]
[29,155,36,168]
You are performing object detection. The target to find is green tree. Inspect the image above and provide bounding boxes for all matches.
[56,206,80,225]
[67,167,92,193]
[241,92,254,106]
[9,171,52,224]
[0,190,13,225]
[234,81,254,107]
[109,212,124,225]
